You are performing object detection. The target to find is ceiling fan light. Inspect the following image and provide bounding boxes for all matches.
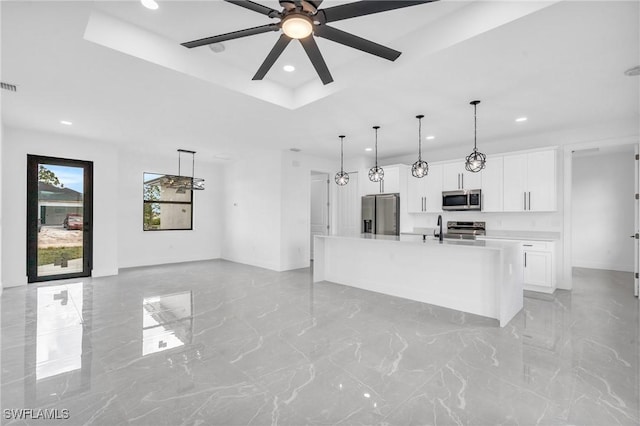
[281,15,313,39]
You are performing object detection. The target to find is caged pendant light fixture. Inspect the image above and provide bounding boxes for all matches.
[335,135,349,186]
[465,100,486,173]
[368,126,384,182]
[411,114,429,178]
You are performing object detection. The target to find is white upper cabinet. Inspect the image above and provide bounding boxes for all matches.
[503,154,528,211]
[442,161,482,191]
[407,173,428,213]
[406,163,443,213]
[425,164,443,212]
[359,164,403,196]
[526,151,557,211]
[380,165,400,194]
[503,150,557,212]
[359,168,381,195]
[481,156,504,212]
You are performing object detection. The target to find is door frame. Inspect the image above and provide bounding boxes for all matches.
[562,138,638,292]
[310,172,330,260]
[27,155,93,283]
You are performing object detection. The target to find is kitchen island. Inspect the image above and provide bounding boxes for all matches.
[313,234,523,327]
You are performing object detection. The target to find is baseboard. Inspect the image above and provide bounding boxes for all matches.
[92,268,119,278]
[572,259,634,272]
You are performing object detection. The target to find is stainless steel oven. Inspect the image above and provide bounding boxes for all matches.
[442,189,481,211]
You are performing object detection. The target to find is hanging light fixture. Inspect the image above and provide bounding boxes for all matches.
[335,135,349,186]
[465,100,486,173]
[411,114,429,178]
[368,125,384,182]
[162,149,205,193]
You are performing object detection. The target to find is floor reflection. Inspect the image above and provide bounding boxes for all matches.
[25,282,92,404]
[142,291,193,356]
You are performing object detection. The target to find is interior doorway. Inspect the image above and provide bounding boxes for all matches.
[310,172,329,260]
[569,144,638,296]
[27,155,93,283]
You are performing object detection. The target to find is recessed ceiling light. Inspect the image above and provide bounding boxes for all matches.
[60,120,72,126]
[515,117,527,122]
[141,0,159,10]
[365,147,373,152]
[426,135,435,140]
[283,65,295,72]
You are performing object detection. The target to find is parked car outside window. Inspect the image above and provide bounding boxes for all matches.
[63,214,83,230]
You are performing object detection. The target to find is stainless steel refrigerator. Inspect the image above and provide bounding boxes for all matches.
[361,193,400,236]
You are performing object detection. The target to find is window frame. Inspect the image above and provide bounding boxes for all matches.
[143,172,194,231]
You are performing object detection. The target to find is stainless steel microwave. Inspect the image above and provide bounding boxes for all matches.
[442,189,482,211]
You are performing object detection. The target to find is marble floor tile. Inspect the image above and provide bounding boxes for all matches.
[1,261,638,425]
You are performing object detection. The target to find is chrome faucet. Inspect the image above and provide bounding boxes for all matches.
[434,215,443,242]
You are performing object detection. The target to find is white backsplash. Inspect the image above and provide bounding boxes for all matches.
[404,211,563,233]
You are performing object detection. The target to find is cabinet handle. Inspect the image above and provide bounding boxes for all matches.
[523,244,533,247]
[461,173,464,189]
[424,197,426,212]
[528,192,531,210]
[524,252,527,267]
[457,174,460,189]
[523,192,526,210]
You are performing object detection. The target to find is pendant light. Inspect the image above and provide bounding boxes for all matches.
[162,149,205,193]
[411,114,429,178]
[335,135,349,186]
[465,100,486,173]
[368,125,384,182]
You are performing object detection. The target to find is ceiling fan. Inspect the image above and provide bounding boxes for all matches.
[181,0,438,85]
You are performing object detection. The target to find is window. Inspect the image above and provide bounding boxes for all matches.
[143,173,193,231]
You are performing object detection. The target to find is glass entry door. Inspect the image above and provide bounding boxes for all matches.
[27,155,93,283]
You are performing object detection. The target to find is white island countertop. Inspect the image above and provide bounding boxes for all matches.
[314,234,524,327]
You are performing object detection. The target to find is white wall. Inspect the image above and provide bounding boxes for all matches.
[571,150,635,271]
[117,146,223,268]
[222,151,283,270]
[280,150,334,270]
[1,127,119,287]
[1,127,224,287]
[221,149,336,272]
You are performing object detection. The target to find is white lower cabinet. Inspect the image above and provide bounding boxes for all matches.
[522,241,556,292]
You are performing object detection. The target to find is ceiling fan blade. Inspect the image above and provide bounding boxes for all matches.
[253,34,292,80]
[314,25,400,61]
[225,0,281,18]
[181,24,279,48]
[299,36,333,85]
[320,0,437,23]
